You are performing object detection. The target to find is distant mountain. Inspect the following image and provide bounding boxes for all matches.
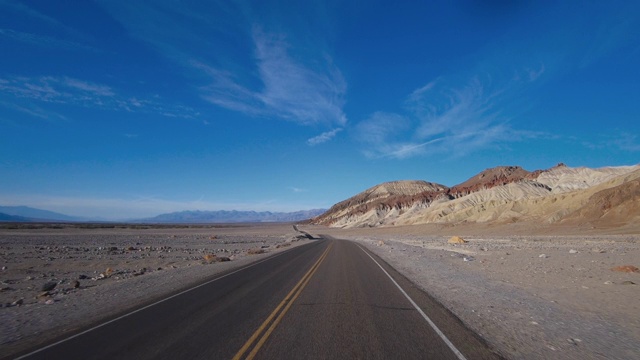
[141,209,327,223]
[312,163,640,229]
[0,206,84,222]
[0,212,32,222]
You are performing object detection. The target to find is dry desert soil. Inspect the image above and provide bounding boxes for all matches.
[1,222,639,360]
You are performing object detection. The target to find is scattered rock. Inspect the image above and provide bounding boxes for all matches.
[463,256,475,262]
[448,236,467,244]
[78,274,89,280]
[377,240,385,247]
[567,338,582,345]
[209,235,217,240]
[12,299,24,307]
[104,268,114,277]
[247,248,266,255]
[203,254,217,263]
[41,281,57,292]
[45,299,55,305]
[610,265,639,273]
[72,280,80,288]
[604,281,614,285]
[569,249,578,254]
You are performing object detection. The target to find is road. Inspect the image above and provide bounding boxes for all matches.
[11,238,502,360]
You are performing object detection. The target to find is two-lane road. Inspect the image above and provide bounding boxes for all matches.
[10,238,502,360]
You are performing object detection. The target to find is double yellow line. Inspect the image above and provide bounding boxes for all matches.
[233,241,333,360]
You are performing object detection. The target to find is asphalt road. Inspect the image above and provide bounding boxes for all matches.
[12,238,502,360]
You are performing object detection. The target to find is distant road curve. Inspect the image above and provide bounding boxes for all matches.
[11,237,502,360]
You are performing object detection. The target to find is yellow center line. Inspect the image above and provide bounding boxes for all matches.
[233,241,333,360]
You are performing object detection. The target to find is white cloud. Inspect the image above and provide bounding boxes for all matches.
[0,28,98,52]
[197,29,347,127]
[307,128,342,146]
[613,133,640,152]
[356,75,536,159]
[0,76,197,118]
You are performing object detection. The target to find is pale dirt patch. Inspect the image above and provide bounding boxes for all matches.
[310,224,640,360]
[0,224,311,357]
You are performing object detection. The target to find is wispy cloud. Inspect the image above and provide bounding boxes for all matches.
[99,2,347,127]
[615,133,640,152]
[0,28,98,52]
[0,76,197,119]
[0,100,68,122]
[291,187,308,193]
[307,128,342,146]
[198,29,347,127]
[356,75,538,159]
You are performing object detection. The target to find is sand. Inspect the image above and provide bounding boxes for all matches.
[1,223,639,359]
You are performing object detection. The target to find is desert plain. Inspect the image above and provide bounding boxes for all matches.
[1,222,639,360]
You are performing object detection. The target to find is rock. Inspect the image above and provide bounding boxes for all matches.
[539,254,548,258]
[448,236,467,244]
[41,281,57,292]
[621,281,636,285]
[610,265,639,273]
[72,280,80,288]
[569,249,578,254]
[567,338,582,345]
[203,254,217,263]
[12,299,24,307]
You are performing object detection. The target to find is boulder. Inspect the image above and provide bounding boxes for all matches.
[448,236,468,244]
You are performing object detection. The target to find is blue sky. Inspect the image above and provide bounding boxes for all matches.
[1,1,639,219]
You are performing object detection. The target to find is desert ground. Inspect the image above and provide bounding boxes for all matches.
[1,222,639,359]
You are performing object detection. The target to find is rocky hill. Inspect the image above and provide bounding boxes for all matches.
[312,164,640,229]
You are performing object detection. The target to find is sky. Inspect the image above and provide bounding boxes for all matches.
[1,0,639,220]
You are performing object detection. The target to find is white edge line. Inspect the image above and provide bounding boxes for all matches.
[13,245,305,360]
[357,244,468,360]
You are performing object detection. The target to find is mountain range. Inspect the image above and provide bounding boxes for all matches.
[311,163,640,231]
[0,206,326,224]
[140,209,326,223]
[0,206,86,222]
